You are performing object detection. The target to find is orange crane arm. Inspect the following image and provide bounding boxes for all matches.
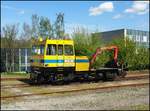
[90,45,118,67]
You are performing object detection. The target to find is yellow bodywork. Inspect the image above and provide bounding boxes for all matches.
[75,56,89,71]
[31,38,89,72]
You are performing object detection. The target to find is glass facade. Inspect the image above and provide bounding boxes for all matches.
[20,48,31,72]
[1,48,31,72]
[100,29,149,48]
[126,29,149,48]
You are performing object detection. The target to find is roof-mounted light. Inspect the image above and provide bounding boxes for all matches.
[39,37,43,42]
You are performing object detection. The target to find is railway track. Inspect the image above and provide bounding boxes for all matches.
[122,74,149,80]
[1,80,149,100]
[1,74,149,89]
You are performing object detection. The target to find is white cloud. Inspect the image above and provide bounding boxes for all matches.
[89,2,114,16]
[124,1,149,15]
[1,5,26,15]
[18,10,25,14]
[112,14,123,19]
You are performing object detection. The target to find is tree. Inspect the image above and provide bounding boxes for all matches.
[31,13,65,39]
[72,27,105,68]
[109,37,149,70]
[55,13,65,39]
[39,17,52,38]
[2,24,19,72]
[19,22,32,48]
[21,22,32,40]
[31,14,40,38]
[134,46,149,70]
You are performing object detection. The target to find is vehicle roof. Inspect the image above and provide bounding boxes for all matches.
[32,39,74,45]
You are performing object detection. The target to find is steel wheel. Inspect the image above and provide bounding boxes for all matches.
[121,71,127,78]
[105,72,117,81]
[51,74,64,85]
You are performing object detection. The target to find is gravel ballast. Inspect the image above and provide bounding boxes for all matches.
[1,85,149,110]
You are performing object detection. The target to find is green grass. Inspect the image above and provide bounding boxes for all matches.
[1,72,27,75]
[115,104,150,110]
[129,104,149,110]
[1,80,25,85]
[1,72,29,78]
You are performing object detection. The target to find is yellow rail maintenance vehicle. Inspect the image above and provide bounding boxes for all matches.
[30,38,127,84]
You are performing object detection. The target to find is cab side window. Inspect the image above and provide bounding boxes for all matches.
[32,45,40,55]
[40,45,45,55]
[32,45,45,55]
[32,46,36,55]
[64,45,74,55]
[58,45,63,55]
[46,44,57,55]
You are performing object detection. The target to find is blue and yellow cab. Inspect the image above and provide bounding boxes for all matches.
[30,37,89,83]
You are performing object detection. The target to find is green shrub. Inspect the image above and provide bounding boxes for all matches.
[72,28,111,68]
[109,38,149,70]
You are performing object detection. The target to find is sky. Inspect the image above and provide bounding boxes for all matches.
[1,1,149,35]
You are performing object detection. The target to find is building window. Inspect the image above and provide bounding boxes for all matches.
[127,30,132,35]
[146,33,149,42]
[142,36,147,42]
[127,35,133,40]
[132,35,136,42]
[136,36,140,42]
